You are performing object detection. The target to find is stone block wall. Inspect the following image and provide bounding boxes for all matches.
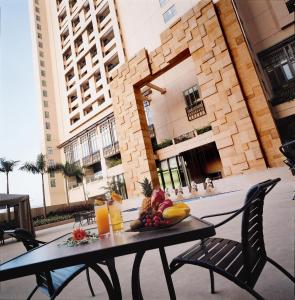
[216,0,283,167]
[110,0,282,198]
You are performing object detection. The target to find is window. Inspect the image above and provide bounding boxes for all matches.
[50,179,56,188]
[38,42,43,48]
[36,23,41,30]
[35,7,40,13]
[44,111,49,118]
[46,134,51,141]
[259,36,295,105]
[144,100,153,126]
[49,171,55,178]
[35,0,39,4]
[43,100,48,107]
[163,5,176,23]
[183,84,201,108]
[39,51,44,57]
[89,130,99,153]
[64,142,79,163]
[183,84,206,121]
[43,90,48,96]
[45,122,50,129]
[81,134,90,158]
[110,118,118,142]
[40,60,45,67]
[100,121,112,148]
[37,33,42,39]
[42,80,46,87]
[286,0,295,13]
[48,159,55,167]
[159,0,169,7]
[36,15,40,21]
[41,70,46,76]
[47,147,53,155]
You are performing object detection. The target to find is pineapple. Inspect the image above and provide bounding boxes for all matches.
[139,178,153,214]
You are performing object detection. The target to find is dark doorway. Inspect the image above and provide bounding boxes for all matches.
[181,142,223,184]
[277,114,295,143]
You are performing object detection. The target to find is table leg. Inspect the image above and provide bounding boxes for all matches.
[106,258,122,300]
[132,250,145,300]
[159,247,176,300]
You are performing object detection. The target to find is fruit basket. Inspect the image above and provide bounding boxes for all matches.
[127,178,191,232]
[126,214,189,232]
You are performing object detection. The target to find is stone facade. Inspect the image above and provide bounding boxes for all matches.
[216,0,283,167]
[110,0,283,198]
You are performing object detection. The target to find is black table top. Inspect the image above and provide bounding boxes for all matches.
[0,216,215,282]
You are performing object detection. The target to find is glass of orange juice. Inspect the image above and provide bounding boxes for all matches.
[108,200,123,232]
[94,199,110,237]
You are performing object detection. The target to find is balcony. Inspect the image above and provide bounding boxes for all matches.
[105,54,119,75]
[82,151,101,167]
[76,43,84,55]
[69,0,78,14]
[103,141,120,158]
[72,17,81,34]
[87,30,94,43]
[66,76,75,90]
[185,101,206,121]
[86,172,103,184]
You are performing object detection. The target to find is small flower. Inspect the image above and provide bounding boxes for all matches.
[72,228,87,241]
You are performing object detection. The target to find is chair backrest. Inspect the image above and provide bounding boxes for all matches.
[241,178,280,282]
[5,228,55,295]
[5,228,39,251]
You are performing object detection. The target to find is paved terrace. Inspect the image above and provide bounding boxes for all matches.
[0,167,294,299]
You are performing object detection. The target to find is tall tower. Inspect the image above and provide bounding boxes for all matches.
[29,0,126,204]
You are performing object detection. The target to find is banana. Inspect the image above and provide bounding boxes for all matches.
[162,205,190,220]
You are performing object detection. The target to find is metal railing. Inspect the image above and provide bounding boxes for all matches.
[185,101,206,121]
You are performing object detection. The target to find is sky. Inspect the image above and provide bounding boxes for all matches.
[0,0,42,207]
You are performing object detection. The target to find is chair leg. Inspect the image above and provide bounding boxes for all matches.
[27,285,39,300]
[267,257,295,283]
[243,286,264,300]
[209,270,215,294]
[86,267,95,297]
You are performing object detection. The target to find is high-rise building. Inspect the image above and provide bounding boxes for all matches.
[29,0,293,204]
[29,0,126,204]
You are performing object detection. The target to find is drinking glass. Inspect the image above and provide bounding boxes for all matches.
[108,199,123,232]
[94,199,110,237]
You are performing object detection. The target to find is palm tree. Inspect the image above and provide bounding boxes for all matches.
[20,153,48,217]
[0,158,19,194]
[48,162,87,205]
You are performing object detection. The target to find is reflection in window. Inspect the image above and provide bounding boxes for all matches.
[259,36,295,105]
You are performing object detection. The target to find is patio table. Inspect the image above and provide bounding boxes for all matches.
[0,215,215,299]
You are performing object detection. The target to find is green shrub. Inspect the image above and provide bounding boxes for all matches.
[153,139,173,151]
[106,157,122,168]
[49,203,94,216]
[196,125,212,135]
[33,214,72,227]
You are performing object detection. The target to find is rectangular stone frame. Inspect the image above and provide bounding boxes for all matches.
[110,0,283,198]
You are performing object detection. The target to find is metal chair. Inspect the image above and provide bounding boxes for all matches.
[279,140,295,175]
[4,228,119,300]
[170,178,295,299]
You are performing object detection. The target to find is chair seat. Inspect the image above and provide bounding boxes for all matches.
[39,264,86,296]
[171,237,266,288]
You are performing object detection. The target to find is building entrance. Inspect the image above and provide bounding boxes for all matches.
[181,142,223,184]
[157,142,223,190]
